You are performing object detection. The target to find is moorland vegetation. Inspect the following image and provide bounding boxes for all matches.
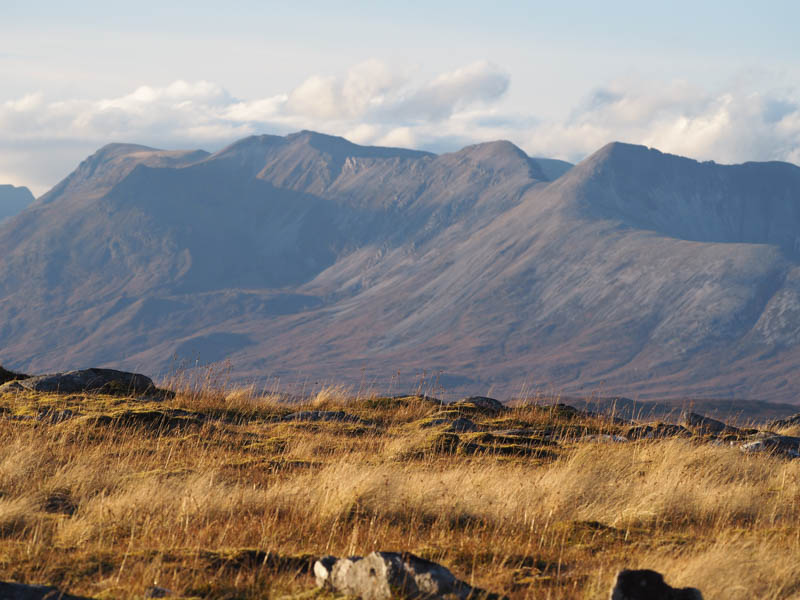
[0,370,798,599]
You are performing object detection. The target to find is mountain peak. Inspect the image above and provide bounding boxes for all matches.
[446,139,549,181]
[0,184,35,220]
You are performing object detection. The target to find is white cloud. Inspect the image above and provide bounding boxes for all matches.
[2,62,800,195]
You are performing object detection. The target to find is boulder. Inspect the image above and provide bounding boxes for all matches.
[610,569,702,599]
[681,411,737,435]
[315,551,505,599]
[741,433,800,458]
[0,581,91,600]
[9,368,155,395]
[451,396,506,415]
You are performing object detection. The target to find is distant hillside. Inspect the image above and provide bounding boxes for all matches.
[0,184,34,221]
[1,132,800,403]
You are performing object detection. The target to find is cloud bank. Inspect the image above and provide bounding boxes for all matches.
[2,60,800,194]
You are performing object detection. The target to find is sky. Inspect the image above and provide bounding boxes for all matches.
[2,1,800,195]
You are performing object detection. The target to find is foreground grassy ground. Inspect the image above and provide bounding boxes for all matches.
[0,382,799,599]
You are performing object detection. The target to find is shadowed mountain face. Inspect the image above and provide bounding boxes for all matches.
[2,132,800,402]
[0,184,34,221]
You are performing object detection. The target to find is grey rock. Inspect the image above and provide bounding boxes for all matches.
[281,410,365,424]
[681,411,737,435]
[451,396,506,415]
[0,581,91,600]
[610,569,702,600]
[16,368,155,395]
[315,551,503,599]
[313,556,338,588]
[741,433,800,458]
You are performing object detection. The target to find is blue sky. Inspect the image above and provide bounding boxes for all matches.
[2,1,800,193]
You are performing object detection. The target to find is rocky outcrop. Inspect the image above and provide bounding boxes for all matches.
[0,580,91,600]
[451,397,506,416]
[314,551,505,599]
[1,368,155,395]
[681,411,738,435]
[741,433,800,458]
[610,569,702,599]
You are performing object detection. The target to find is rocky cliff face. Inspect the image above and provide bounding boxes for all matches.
[1,132,799,402]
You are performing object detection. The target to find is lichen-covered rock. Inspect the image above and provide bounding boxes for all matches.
[9,368,155,395]
[610,569,702,599]
[0,581,91,600]
[315,551,505,599]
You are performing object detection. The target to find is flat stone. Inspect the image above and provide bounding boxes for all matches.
[13,368,155,395]
[609,569,702,599]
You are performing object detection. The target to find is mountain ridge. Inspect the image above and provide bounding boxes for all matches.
[2,131,800,402]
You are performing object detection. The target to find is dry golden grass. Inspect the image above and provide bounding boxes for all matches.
[0,385,797,599]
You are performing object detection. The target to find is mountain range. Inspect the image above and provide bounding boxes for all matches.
[2,131,800,402]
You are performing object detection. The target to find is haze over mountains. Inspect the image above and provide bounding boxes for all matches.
[2,131,800,401]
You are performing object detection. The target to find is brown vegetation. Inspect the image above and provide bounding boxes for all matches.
[0,381,798,599]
